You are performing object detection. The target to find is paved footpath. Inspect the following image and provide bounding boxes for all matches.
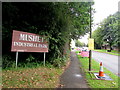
[58,51,90,89]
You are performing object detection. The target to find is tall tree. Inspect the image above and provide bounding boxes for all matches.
[93,11,119,51]
[69,2,94,39]
[75,40,85,47]
[92,27,103,49]
[2,2,94,67]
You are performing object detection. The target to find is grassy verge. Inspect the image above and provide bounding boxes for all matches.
[2,65,65,88]
[94,49,120,56]
[76,51,119,88]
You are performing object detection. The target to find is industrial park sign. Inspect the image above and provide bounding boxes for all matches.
[11,30,49,68]
[11,30,48,52]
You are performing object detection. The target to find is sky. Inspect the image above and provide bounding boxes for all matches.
[79,0,119,45]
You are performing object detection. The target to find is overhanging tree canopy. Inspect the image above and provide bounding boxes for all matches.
[2,2,94,67]
[92,11,119,50]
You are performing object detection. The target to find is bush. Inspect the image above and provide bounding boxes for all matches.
[52,56,67,68]
[26,54,35,62]
[2,54,41,69]
[2,55,16,69]
[107,50,111,52]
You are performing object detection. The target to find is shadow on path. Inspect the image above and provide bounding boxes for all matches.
[58,51,90,89]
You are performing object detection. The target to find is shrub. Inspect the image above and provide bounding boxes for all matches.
[2,55,16,69]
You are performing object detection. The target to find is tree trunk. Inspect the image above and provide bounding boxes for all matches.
[108,42,112,52]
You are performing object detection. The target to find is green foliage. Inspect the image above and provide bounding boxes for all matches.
[26,54,35,62]
[2,55,16,69]
[69,2,94,39]
[93,12,119,50]
[2,2,94,68]
[92,28,103,49]
[51,56,67,68]
[75,40,85,47]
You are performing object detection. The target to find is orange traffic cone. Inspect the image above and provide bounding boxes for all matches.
[98,62,104,77]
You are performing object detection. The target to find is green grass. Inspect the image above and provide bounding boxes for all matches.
[94,49,120,56]
[76,51,119,88]
[2,66,64,88]
[76,51,80,54]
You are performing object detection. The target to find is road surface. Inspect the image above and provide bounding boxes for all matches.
[92,51,119,76]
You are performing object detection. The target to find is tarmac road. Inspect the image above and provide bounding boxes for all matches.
[92,51,119,76]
